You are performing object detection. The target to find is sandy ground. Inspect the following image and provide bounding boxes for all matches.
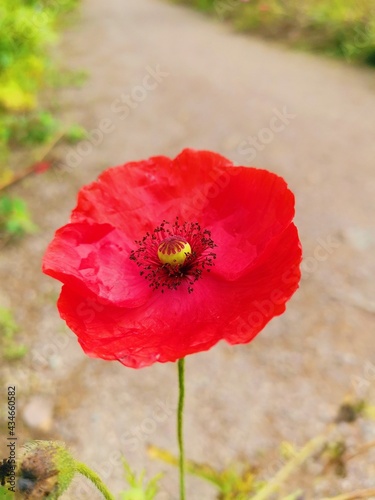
[1,0,375,498]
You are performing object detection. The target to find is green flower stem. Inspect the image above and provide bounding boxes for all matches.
[177,358,186,500]
[74,460,115,500]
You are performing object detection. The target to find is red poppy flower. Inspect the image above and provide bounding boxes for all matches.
[43,149,301,369]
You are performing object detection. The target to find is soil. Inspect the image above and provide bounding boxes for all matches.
[1,0,375,498]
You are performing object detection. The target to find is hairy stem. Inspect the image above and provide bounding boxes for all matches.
[177,358,186,500]
[75,461,115,500]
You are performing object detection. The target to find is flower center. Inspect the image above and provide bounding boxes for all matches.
[130,218,216,293]
[157,236,192,266]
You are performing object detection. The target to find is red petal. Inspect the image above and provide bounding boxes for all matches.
[43,149,302,368]
[71,155,173,237]
[55,224,301,368]
[201,166,296,280]
[57,278,224,368]
[43,222,151,307]
[70,149,232,236]
[69,150,296,282]
[223,223,301,344]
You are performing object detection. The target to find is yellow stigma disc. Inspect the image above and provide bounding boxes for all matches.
[157,237,192,266]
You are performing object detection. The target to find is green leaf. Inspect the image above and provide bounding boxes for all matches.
[0,307,27,361]
[0,195,36,238]
[119,458,162,500]
[64,124,88,144]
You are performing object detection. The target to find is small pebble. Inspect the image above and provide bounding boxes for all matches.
[22,396,54,432]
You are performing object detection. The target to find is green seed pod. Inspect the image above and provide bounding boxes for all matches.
[16,441,75,499]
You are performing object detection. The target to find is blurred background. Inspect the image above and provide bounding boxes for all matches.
[1,0,375,498]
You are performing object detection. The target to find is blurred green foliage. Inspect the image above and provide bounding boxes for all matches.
[0,0,82,241]
[2,110,59,146]
[0,485,14,499]
[64,123,88,143]
[0,195,36,239]
[0,306,27,360]
[149,445,264,498]
[119,459,162,500]
[0,0,78,112]
[0,0,80,163]
[171,0,375,65]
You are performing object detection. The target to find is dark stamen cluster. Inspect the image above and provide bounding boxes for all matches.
[130,218,216,293]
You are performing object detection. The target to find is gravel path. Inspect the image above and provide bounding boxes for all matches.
[1,0,375,498]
